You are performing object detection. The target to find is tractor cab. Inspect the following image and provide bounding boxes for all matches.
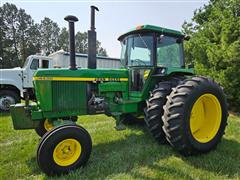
[118,25,191,94]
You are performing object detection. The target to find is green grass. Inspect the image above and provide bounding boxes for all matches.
[0,113,240,180]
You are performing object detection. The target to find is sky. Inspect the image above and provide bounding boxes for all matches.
[1,0,208,58]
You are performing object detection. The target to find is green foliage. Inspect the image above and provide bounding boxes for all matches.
[58,27,69,52]
[75,31,108,56]
[0,3,108,68]
[40,17,60,55]
[183,0,240,111]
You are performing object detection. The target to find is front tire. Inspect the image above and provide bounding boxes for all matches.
[163,76,228,155]
[37,125,92,176]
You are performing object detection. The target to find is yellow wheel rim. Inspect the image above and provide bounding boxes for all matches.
[53,138,81,166]
[44,119,54,131]
[190,93,222,143]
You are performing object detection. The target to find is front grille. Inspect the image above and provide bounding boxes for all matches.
[52,81,87,111]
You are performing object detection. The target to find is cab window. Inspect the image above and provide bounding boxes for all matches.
[157,36,183,68]
[128,35,153,66]
[30,59,39,70]
[41,60,49,68]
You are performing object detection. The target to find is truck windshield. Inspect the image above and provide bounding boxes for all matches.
[120,34,153,67]
[23,57,30,68]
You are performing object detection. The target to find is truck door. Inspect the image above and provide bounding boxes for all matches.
[23,58,39,88]
[23,58,50,88]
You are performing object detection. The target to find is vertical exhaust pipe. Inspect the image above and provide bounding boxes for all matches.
[88,6,99,69]
[64,15,78,70]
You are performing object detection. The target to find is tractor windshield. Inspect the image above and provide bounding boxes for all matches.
[120,34,153,67]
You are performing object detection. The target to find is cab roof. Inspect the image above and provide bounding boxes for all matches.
[118,24,185,41]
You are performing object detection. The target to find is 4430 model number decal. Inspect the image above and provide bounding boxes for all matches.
[33,77,128,82]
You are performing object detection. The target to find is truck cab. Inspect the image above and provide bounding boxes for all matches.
[0,55,52,111]
[22,55,53,88]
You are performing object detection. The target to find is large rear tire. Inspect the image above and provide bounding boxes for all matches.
[144,80,180,143]
[163,76,228,155]
[37,125,92,176]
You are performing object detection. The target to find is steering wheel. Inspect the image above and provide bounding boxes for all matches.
[131,59,147,66]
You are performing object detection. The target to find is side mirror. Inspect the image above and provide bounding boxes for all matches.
[157,34,164,43]
[184,35,191,41]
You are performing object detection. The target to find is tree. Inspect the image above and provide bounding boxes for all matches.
[1,3,20,67]
[96,41,107,56]
[75,31,107,56]
[75,32,88,54]
[0,3,40,67]
[58,27,69,51]
[0,3,108,68]
[27,23,42,55]
[40,17,60,55]
[0,7,5,68]
[183,0,240,110]
[17,8,35,65]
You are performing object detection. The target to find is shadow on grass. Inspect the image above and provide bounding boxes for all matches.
[25,123,240,179]
[180,138,240,178]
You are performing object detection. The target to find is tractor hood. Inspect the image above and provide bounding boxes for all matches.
[34,68,128,81]
[32,68,129,115]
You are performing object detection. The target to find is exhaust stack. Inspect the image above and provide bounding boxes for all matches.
[88,6,99,69]
[64,15,78,70]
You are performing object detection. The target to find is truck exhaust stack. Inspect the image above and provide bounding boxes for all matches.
[64,15,78,70]
[88,6,99,69]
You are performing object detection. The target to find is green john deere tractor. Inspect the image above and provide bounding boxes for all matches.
[10,6,228,176]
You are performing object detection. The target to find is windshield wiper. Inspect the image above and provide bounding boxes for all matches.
[138,34,150,50]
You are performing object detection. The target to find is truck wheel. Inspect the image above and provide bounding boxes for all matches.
[37,125,92,176]
[162,76,228,155]
[144,80,180,143]
[35,119,54,137]
[0,90,20,111]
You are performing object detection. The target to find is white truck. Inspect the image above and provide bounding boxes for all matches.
[0,50,120,111]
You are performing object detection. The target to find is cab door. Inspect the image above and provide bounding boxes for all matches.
[126,34,154,96]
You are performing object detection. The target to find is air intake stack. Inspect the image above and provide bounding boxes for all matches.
[64,15,78,70]
[88,6,99,69]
